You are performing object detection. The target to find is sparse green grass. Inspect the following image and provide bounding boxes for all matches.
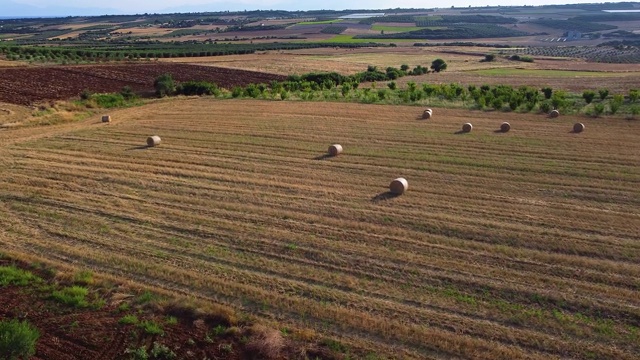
[0,319,40,360]
[138,320,164,335]
[73,270,93,285]
[119,314,140,325]
[0,266,41,286]
[51,286,89,308]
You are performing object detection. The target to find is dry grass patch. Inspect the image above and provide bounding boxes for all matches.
[0,99,639,359]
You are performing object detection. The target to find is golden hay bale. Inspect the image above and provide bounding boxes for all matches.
[422,109,433,119]
[573,122,585,133]
[147,135,161,147]
[101,115,111,123]
[389,178,408,195]
[328,144,343,156]
[462,123,473,133]
[500,122,511,132]
[549,109,560,118]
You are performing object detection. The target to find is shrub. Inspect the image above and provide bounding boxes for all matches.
[430,58,447,72]
[154,74,175,97]
[540,100,552,113]
[0,319,40,360]
[598,88,609,101]
[177,81,220,96]
[610,94,624,114]
[593,103,605,116]
[482,54,496,62]
[80,89,92,100]
[551,90,567,109]
[387,81,397,90]
[120,86,136,100]
[541,87,553,99]
[582,90,596,104]
[231,86,243,98]
[629,89,639,103]
[91,93,126,108]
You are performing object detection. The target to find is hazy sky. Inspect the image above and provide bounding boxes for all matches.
[1,0,629,16]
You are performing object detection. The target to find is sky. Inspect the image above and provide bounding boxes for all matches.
[0,0,633,17]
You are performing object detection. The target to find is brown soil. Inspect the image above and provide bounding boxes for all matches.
[0,63,285,105]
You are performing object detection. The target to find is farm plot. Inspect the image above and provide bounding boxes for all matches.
[1,99,639,359]
[0,63,285,105]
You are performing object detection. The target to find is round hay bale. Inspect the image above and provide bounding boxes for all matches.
[389,178,408,195]
[422,109,433,119]
[500,122,511,132]
[573,122,585,133]
[328,144,343,156]
[101,115,111,123]
[549,109,560,118]
[147,135,161,147]
[462,123,473,133]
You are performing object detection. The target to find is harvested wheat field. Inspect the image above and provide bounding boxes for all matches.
[1,99,639,359]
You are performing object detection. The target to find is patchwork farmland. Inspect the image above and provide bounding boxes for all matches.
[1,99,638,358]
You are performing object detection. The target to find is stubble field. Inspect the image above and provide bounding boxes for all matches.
[1,99,639,359]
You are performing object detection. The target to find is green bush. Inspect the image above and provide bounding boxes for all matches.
[0,319,40,360]
[541,87,553,99]
[430,58,447,72]
[154,74,176,97]
[598,88,609,101]
[120,86,136,100]
[610,94,624,115]
[90,93,127,108]
[593,103,605,117]
[177,81,220,96]
[582,90,596,104]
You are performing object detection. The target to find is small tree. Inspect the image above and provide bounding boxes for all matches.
[483,54,496,62]
[541,87,553,100]
[0,319,40,360]
[609,94,624,115]
[154,74,175,97]
[629,89,639,103]
[598,88,609,101]
[582,90,596,104]
[400,64,410,72]
[120,86,135,100]
[592,103,605,117]
[387,81,397,90]
[430,59,447,73]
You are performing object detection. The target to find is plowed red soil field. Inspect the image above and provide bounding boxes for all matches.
[0,63,285,105]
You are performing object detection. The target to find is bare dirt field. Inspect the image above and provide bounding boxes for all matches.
[1,99,638,359]
[0,63,285,105]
